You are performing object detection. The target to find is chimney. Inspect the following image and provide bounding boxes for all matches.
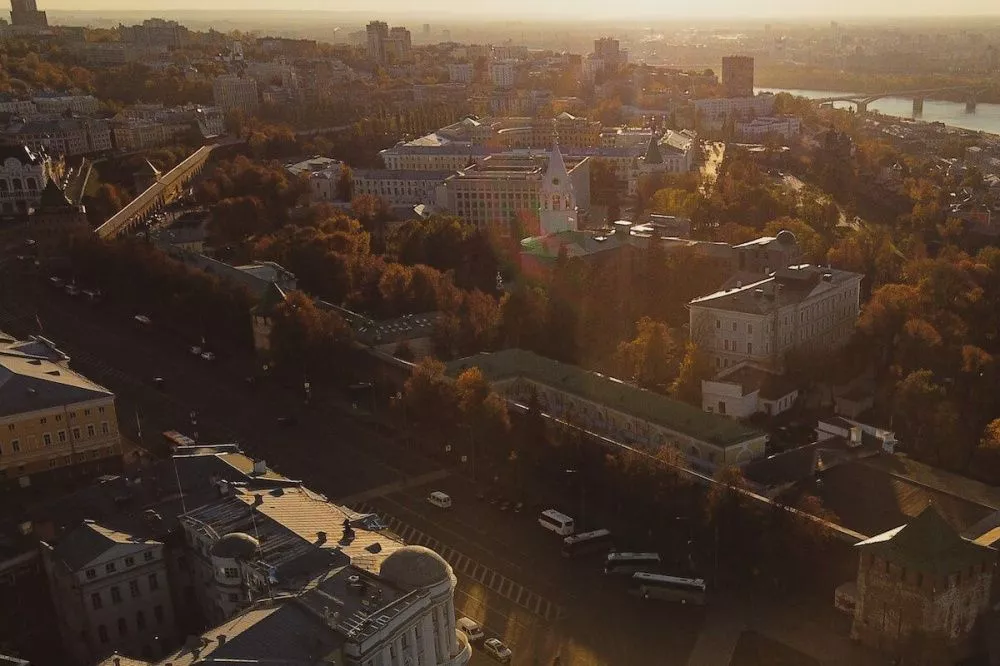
[252,460,267,476]
[822,272,833,282]
[217,634,227,646]
[735,280,742,288]
[316,530,327,545]
[253,494,264,507]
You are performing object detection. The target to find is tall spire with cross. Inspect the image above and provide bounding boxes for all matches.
[539,128,577,235]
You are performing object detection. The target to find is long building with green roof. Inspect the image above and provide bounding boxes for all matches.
[446,348,767,468]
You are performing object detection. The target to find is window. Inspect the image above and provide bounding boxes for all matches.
[6,424,13,431]
[129,580,140,597]
[11,440,19,453]
[86,568,96,579]
[106,562,116,574]
[111,586,121,603]
[98,625,108,644]
[84,409,91,416]
[55,414,61,421]
[117,618,127,636]
[732,322,737,331]
[39,417,47,424]
[72,428,81,441]
[144,551,154,562]
[87,424,95,437]
[125,556,135,567]
[747,324,753,334]
[224,567,239,578]
[718,401,726,415]
[153,605,163,623]
[136,611,146,630]
[747,342,753,354]
[91,592,102,609]
[148,573,159,590]
[98,407,105,414]
[57,431,66,443]
[43,433,52,446]
[715,320,720,329]
[101,422,109,435]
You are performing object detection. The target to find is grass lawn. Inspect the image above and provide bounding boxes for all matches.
[730,630,820,666]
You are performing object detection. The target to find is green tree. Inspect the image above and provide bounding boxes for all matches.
[615,318,681,393]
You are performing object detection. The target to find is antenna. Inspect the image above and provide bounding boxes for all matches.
[172,453,187,515]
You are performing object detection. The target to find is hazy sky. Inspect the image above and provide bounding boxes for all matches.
[41,0,1000,18]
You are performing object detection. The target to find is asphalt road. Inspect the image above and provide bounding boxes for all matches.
[0,260,705,666]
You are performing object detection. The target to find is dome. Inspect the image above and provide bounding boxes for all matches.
[776,229,797,245]
[211,532,260,559]
[379,546,453,589]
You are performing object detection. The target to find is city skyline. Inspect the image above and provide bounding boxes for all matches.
[31,0,1000,18]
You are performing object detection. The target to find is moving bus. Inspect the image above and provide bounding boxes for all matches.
[561,529,614,559]
[538,509,575,536]
[163,430,196,449]
[604,552,661,575]
[631,572,707,605]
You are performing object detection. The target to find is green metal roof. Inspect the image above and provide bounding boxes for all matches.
[856,505,995,575]
[446,349,763,448]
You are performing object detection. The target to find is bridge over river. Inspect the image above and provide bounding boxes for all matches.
[814,86,986,114]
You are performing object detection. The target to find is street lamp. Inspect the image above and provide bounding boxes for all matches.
[303,378,311,405]
[564,468,585,526]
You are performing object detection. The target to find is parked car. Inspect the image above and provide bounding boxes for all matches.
[200,351,216,361]
[456,617,484,643]
[134,314,152,326]
[427,491,452,509]
[49,276,64,288]
[153,377,166,390]
[483,638,512,663]
[189,345,202,356]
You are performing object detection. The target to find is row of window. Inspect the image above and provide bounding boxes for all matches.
[85,551,156,579]
[0,177,40,192]
[90,573,159,610]
[0,422,110,456]
[94,606,164,644]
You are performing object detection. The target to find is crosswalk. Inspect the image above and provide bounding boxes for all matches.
[352,502,564,622]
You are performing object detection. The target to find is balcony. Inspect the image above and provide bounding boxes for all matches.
[443,630,472,666]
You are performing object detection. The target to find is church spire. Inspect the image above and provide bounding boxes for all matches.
[543,136,569,190]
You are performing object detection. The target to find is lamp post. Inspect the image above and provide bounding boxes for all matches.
[564,468,585,527]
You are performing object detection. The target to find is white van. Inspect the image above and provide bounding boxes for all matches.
[427,491,452,508]
[538,509,574,536]
[456,617,484,643]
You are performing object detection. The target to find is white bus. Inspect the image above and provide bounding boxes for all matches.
[538,509,575,536]
[561,529,613,559]
[631,572,707,605]
[604,552,661,575]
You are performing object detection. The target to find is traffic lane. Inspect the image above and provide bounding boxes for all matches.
[10,289,425,496]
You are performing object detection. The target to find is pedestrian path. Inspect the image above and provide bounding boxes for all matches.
[338,469,451,505]
[351,501,564,623]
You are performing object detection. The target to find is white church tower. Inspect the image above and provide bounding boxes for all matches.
[539,139,577,235]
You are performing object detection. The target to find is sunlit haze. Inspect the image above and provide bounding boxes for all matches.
[41,0,1000,17]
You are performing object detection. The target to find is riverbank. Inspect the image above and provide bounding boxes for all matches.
[757,65,1000,105]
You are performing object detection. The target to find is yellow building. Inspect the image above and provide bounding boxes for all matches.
[0,332,122,488]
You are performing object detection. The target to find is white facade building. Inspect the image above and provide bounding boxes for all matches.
[447,63,474,84]
[689,264,863,372]
[42,521,176,665]
[701,362,799,418]
[212,75,259,118]
[353,168,454,206]
[0,144,53,213]
[488,61,515,89]
[694,94,776,123]
[736,115,802,140]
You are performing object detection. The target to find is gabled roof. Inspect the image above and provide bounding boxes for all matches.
[38,179,73,209]
[856,505,995,574]
[51,520,161,572]
[0,351,112,417]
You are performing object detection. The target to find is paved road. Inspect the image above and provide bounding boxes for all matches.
[0,260,886,666]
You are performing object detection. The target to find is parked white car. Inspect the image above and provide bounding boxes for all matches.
[456,617,484,643]
[483,638,512,663]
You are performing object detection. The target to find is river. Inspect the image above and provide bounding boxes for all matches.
[756,87,1000,136]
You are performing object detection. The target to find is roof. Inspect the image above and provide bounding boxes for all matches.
[445,349,763,448]
[689,264,863,315]
[352,168,454,182]
[0,349,112,417]
[152,602,343,666]
[379,545,453,589]
[708,362,797,399]
[815,456,1000,538]
[50,520,161,572]
[856,505,995,574]
[644,133,663,164]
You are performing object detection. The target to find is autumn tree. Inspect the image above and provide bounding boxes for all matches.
[671,342,713,405]
[615,318,681,393]
[268,291,353,379]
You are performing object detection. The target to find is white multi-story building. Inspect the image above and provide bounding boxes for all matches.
[435,147,590,234]
[32,93,100,116]
[736,115,802,140]
[689,264,863,373]
[2,118,111,156]
[447,63,474,84]
[641,130,697,175]
[488,61,515,88]
[42,520,176,665]
[0,144,54,213]
[212,75,259,118]
[693,93,776,123]
[353,168,454,206]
